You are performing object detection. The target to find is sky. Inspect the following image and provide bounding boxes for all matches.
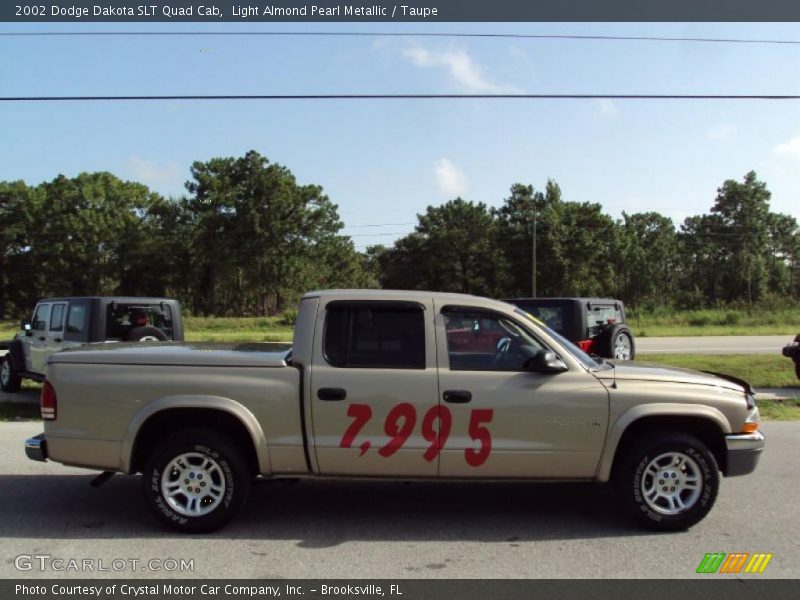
[1,21,799,250]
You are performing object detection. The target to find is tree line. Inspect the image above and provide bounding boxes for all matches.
[1,150,797,319]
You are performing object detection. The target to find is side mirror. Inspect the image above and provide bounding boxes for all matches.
[525,349,568,373]
[21,319,32,335]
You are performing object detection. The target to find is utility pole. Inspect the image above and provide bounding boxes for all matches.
[531,208,537,298]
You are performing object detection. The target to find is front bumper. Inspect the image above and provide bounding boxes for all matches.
[25,433,48,462]
[725,430,764,476]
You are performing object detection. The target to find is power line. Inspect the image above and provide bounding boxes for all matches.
[3,94,800,102]
[3,31,800,46]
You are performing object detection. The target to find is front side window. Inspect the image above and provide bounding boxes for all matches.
[444,308,545,371]
[324,303,425,369]
[32,304,50,331]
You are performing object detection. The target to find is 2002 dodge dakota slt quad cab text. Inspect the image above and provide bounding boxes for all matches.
[25,290,764,532]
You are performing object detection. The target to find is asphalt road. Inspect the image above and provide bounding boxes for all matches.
[0,421,796,579]
[637,335,790,355]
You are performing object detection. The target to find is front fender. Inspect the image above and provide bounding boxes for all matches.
[0,339,24,371]
[595,403,731,482]
[120,395,271,475]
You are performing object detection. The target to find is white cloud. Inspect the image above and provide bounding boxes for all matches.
[595,99,619,118]
[774,135,800,160]
[402,44,517,93]
[127,157,183,190]
[708,125,737,142]
[434,158,468,197]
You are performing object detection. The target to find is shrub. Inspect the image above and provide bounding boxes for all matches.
[280,309,298,326]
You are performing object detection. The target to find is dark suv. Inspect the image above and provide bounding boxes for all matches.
[783,334,800,380]
[505,297,635,360]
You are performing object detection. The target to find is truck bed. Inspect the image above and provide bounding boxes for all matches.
[49,342,293,367]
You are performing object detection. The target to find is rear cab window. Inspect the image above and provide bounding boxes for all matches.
[585,302,624,338]
[105,303,174,341]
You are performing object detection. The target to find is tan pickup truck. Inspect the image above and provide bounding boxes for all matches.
[25,290,764,533]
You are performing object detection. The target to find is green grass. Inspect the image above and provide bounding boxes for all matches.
[758,398,800,420]
[637,353,800,389]
[182,316,293,342]
[630,306,800,337]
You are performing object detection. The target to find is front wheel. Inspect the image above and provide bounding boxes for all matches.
[614,433,719,531]
[143,429,251,533]
[0,357,22,393]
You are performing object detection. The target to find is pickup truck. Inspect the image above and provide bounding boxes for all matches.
[1,296,183,392]
[24,290,764,533]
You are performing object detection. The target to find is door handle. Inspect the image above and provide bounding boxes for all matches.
[54,338,62,343]
[37,336,46,342]
[443,390,472,403]
[317,387,347,401]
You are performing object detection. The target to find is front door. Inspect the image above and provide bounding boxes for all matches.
[434,303,609,479]
[310,298,441,477]
[26,303,51,374]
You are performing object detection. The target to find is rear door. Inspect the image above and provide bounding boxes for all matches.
[43,302,68,362]
[310,298,441,477]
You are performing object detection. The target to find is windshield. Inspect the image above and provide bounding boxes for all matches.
[514,308,607,371]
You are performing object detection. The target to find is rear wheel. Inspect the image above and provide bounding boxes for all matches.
[614,432,719,531]
[0,358,21,393]
[597,324,635,360]
[143,429,251,533]
[613,329,635,360]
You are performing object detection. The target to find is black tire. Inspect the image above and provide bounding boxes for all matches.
[125,326,168,342]
[597,324,635,360]
[143,429,251,533]
[0,357,22,393]
[614,432,719,531]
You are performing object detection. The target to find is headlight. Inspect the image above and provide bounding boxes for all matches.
[741,405,760,433]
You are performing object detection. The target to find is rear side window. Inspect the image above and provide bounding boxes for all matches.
[49,304,66,331]
[66,304,87,334]
[324,303,425,369]
[513,301,568,335]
